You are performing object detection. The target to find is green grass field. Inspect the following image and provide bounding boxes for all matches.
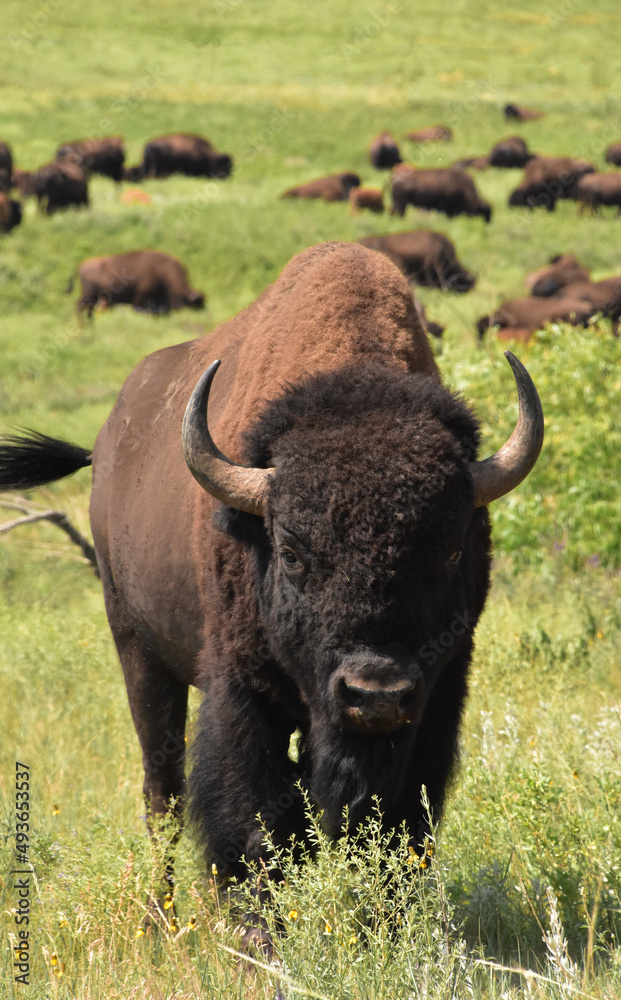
[2,1,621,996]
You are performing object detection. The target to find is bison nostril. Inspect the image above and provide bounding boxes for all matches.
[338,678,366,710]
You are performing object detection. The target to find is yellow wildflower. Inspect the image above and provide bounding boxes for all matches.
[349,934,358,945]
[52,805,60,815]
[288,909,298,921]
[163,893,174,910]
[323,921,333,935]
[136,928,145,939]
[187,916,197,930]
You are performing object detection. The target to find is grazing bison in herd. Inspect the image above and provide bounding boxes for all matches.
[405,125,453,143]
[487,135,534,168]
[605,142,621,167]
[508,156,595,211]
[525,253,590,297]
[56,136,125,182]
[577,172,621,214]
[503,103,543,121]
[555,277,621,335]
[74,250,205,317]
[0,192,22,233]
[391,165,492,222]
[368,131,402,169]
[348,187,385,214]
[359,230,475,292]
[126,133,233,180]
[281,172,361,202]
[477,295,596,341]
[0,243,543,943]
[32,161,89,214]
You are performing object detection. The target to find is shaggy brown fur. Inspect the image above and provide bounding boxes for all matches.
[508,156,595,211]
[577,172,621,214]
[11,168,36,197]
[391,165,492,222]
[76,250,205,317]
[477,295,596,340]
[405,125,452,142]
[349,187,385,214]
[605,142,621,167]
[525,254,591,297]
[359,230,475,292]
[281,172,361,201]
[56,136,125,182]
[368,131,402,169]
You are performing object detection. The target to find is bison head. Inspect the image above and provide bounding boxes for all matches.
[183,356,542,832]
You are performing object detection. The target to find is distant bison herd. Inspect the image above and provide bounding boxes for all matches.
[2,108,621,342]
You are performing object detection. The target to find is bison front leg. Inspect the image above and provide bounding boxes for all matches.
[189,675,305,880]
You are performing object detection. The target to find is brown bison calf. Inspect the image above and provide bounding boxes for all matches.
[281,172,361,202]
[405,125,452,142]
[33,161,89,215]
[477,296,595,341]
[76,250,205,318]
[359,230,475,292]
[391,165,492,222]
[577,173,621,214]
[348,187,385,214]
[368,132,402,169]
[503,104,544,121]
[0,192,22,233]
[508,156,595,211]
[525,254,591,297]
[56,136,125,182]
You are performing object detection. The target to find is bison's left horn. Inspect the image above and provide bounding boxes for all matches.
[182,360,274,516]
[470,351,544,508]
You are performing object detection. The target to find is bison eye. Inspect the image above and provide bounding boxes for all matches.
[448,549,463,564]
[281,547,304,570]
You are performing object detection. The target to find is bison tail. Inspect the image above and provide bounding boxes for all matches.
[0,431,92,492]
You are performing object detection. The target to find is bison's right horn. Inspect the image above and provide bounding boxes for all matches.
[182,361,274,516]
[470,351,544,508]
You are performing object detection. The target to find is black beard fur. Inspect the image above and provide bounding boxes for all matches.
[308,714,417,838]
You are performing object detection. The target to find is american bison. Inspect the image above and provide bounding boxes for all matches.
[556,278,621,335]
[503,103,544,121]
[32,161,89,215]
[0,140,13,192]
[368,131,402,169]
[281,172,361,202]
[11,168,37,198]
[487,135,534,168]
[348,187,385,214]
[127,133,233,180]
[0,243,543,947]
[0,192,22,233]
[605,142,621,167]
[359,230,475,292]
[453,155,490,171]
[477,295,596,341]
[75,250,205,317]
[525,254,591,297]
[577,172,621,214]
[391,165,492,222]
[56,136,125,182]
[405,126,452,143]
[508,156,595,211]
